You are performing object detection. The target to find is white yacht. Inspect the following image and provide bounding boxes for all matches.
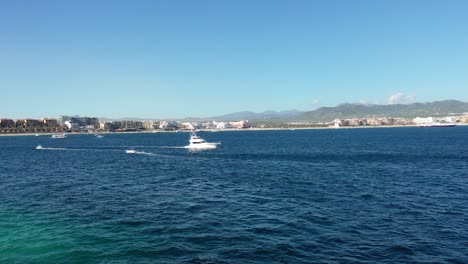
[185,132,220,150]
[51,133,67,139]
[125,149,137,154]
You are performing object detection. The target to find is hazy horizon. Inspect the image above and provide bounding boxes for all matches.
[1,1,467,119]
[2,99,466,120]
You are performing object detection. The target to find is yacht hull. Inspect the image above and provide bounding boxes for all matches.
[185,143,220,149]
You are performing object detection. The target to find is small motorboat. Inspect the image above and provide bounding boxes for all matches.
[125,149,137,154]
[35,145,43,150]
[51,133,67,139]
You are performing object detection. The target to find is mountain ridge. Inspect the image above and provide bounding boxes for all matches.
[209,100,468,122]
[297,100,468,122]
[96,100,468,122]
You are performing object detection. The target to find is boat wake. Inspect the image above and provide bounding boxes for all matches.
[35,145,212,159]
[36,147,69,151]
[131,146,187,149]
[131,151,179,158]
[83,145,188,149]
[36,146,120,152]
[134,151,156,155]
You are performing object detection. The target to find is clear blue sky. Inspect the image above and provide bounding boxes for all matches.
[1,0,467,119]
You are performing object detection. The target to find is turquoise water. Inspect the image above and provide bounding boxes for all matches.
[1,128,468,263]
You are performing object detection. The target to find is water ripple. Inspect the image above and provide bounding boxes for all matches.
[1,128,468,263]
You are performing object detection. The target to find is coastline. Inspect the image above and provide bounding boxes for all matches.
[1,124,467,137]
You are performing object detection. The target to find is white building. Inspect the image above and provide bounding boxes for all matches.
[159,120,179,130]
[413,117,433,125]
[100,122,112,130]
[214,121,227,129]
[229,120,252,129]
[333,119,341,128]
[440,116,458,123]
[64,121,80,131]
[181,122,194,130]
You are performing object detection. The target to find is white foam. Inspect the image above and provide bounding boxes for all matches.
[37,147,70,151]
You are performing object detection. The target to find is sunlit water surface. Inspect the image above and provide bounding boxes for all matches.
[1,128,467,263]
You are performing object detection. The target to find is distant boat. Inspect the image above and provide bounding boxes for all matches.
[125,149,137,154]
[95,134,104,138]
[35,145,43,150]
[35,133,40,136]
[51,133,67,139]
[185,131,220,150]
[419,123,456,128]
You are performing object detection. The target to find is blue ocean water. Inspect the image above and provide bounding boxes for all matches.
[1,127,467,263]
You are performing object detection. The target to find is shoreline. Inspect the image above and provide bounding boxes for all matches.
[1,124,467,137]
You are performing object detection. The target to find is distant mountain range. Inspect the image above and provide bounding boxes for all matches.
[297,100,468,122]
[210,100,468,122]
[97,100,468,122]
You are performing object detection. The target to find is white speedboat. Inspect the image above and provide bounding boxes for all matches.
[95,134,104,138]
[36,145,43,150]
[125,149,137,154]
[185,132,220,150]
[51,133,67,139]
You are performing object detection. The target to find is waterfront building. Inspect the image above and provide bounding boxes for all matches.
[59,115,71,125]
[41,118,58,127]
[440,116,458,123]
[214,121,231,129]
[333,119,344,127]
[15,119,41,128]
[414,117,434,125]
[143,121,159,130]
[64,121,80,131]
[380,117,396,125]
[394,118,412,125]
[347,118,360,126]
[60,116,99,127]
[99,122,113,130]
[181,122,194,130]
[159,121,179,130]
[111,121,123,130]
[106,120,144,131]
[333,119,341,128]
[0,119,15,128]
[229,120,252,129]
[120,120,144,129]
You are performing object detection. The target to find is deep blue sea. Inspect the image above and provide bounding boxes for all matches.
[1,127,468,263]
